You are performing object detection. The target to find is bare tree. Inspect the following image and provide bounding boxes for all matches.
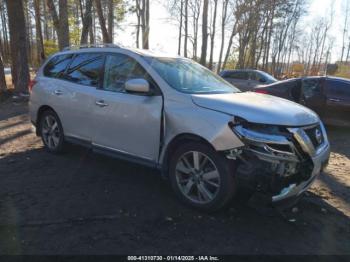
[208,0,218,69]
[216,0,229,73]
[189,0,201,58]
[178,0,184,55]
[135,0,141,48]
[184,0,188,57]
[80,0,93,45]
[94,0,111,43]
[340,0,349,62]
[46,0,70,49]
[199,0,209,65]
[135,0,150,49]
[34,0,45,64]
[108,0,114,43]
[0,55,6,92]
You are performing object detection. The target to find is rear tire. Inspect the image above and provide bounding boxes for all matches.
[39,110,65,153]
[169,142,236,212]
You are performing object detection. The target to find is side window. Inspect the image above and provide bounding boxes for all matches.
[326,80,350,98]
[251,72,264,82]
[43,54,73,78]
[302,79,321,98]
[103,54,150,93]
[227,71,249,80]
[65,53,104,87]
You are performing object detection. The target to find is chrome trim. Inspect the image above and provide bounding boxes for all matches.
[288,122,328,157]
[288,127,315,156]
[234,125,290,145]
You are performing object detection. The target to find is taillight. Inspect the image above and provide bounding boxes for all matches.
[254,89,269,94]
[28,79,37,93]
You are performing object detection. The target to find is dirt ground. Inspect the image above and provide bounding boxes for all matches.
[0,99,349,255]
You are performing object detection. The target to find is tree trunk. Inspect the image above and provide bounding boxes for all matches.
[184,0,188,57]
[46,0,70,50]
[108,0,114,43]
[216,0,228,73]
[34,0,46,64]
[222,21,238,70]
[199,0,209,66]
[177,0,183,55]
[5,0,30,94]
[0,55,7,92]
[94,0,111,43]
[346,40,350,63]
[59,0,70,49]
[208,0,218,69]
[80,0,93,45]
[142,0,150,49]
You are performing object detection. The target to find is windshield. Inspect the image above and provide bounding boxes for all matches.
[144,57,240,94]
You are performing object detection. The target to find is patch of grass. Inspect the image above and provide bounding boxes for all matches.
[334,64,350,79]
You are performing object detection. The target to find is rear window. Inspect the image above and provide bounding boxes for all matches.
[64,53,104,87]
[43,54,73,78]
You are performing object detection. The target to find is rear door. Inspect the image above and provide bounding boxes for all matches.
[324,79,350,126]
[301,78,326,118]
[40,54,74,131]
[92,53,163,163]
[61,53,105,140]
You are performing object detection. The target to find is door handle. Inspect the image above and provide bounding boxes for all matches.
[95,100,108,107]
[54,90,63,96]
[329,98,341,102]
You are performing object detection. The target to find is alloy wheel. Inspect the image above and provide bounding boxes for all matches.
[175,151,221,204]
[41,115,61,150]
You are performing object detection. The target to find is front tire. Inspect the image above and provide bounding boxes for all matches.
[39,110,65,153]
[169,142,236,212]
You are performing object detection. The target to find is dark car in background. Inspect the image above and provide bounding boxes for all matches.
[254,76,350,127]
[219,69,277,91]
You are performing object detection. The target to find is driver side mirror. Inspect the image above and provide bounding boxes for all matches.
[125,78,150,94]
[259,78,267,83]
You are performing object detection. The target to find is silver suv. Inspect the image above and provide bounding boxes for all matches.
[29,45,330,211]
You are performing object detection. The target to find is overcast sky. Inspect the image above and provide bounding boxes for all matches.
[115,0,346,63]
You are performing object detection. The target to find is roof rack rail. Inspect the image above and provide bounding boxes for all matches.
[62,43,121,51]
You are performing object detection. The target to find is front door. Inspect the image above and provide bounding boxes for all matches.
[92,53,163,162]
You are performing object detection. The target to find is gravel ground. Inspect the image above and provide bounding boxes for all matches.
[0,100,349,255]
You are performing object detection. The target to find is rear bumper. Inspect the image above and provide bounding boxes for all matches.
[271,142,330,203]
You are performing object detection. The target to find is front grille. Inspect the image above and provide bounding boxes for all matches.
[304,125,324,149]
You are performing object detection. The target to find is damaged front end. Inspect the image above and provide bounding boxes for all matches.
[227,120,330,204]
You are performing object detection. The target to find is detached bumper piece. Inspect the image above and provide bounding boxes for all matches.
[232,122,330,204]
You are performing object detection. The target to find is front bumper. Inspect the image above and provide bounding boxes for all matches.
[271,142,330,202]
[232,121,331,205]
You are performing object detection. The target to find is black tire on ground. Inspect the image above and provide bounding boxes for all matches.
[39,110,66,154]
[168,141,236,212]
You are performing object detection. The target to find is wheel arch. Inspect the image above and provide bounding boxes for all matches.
[160,133,216,178]
[36,105,58,136]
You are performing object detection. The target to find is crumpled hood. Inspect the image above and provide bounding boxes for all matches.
[191,92,319,126]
